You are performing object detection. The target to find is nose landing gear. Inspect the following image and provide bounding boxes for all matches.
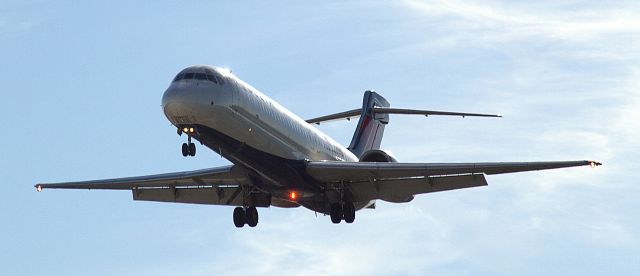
[181,140,196,157]
[178,126,197,157]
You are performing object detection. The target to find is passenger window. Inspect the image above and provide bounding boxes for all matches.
[173,73,184,82]
[195,73,207,80]
[184,73,195,79]
[206,74,218,84]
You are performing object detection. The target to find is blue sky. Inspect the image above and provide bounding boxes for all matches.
[1,1,638,275]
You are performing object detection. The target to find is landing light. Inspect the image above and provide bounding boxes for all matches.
[289,191,297,200]
[182,127,189,133]
[189,127,195,133]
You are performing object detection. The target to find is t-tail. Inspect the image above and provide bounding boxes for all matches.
[305,90,503,159]
[348,91,390,158]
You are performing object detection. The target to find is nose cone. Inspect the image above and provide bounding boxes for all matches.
[162,86,195,125]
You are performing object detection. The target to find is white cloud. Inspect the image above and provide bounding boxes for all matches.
[401,0,640,42]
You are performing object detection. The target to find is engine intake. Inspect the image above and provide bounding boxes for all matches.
[359,149,398,163]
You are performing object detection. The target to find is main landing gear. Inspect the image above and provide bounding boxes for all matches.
[233,206,259,228]
[329,202,355,224]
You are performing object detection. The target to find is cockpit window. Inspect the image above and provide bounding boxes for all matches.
[173,73,184,82]
[172,69,226,85]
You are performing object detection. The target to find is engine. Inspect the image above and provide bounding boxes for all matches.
[359,149,398,163]
[359,149,415,203]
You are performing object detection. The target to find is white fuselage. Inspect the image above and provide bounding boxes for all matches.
[161,65,359,163]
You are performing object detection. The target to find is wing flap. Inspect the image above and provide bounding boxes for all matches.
[348,174,488,202]
[133,186,271,207]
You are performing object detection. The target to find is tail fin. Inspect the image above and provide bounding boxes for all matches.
[348,91,390,158]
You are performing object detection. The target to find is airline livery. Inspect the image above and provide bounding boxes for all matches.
[36,65,601,228]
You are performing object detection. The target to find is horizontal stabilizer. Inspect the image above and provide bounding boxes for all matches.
[306,107,501,125]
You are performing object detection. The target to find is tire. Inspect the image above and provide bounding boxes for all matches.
[343,202,355,223]
[246,206,259,227]
[233,207,245,228]
[189,143,196,156]
[330,203,342,224]
[181,143,189,157]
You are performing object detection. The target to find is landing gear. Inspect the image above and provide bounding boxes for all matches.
[330,203,343,224]
[233,207,245,227]
[232,206,259,228]
[246,206,259,227]
[181,142,196,156]
[343,202,355,224]
[329,202,356,224]
[181,135,196,157]
[178,126,197,157]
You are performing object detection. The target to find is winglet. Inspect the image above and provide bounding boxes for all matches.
[589,161,603,168]
[35,184,43,192]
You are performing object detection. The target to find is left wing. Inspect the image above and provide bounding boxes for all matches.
[306,160,601,202]
[306,160,601,182]
[35,166,270,207]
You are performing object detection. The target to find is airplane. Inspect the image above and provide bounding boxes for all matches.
[35,65,602,228]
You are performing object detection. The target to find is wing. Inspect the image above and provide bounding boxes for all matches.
[306,160,601,202]
[35,166,270,207]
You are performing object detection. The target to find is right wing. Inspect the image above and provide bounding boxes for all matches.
[35,166,271,207]
[35,166,241,190]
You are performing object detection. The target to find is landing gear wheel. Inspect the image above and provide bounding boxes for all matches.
[188,142,196,156]
[330,203,343,224]
[246,206,259,227]
[343,202,355,223]
[181,143,189,157]
[233,207,246,228]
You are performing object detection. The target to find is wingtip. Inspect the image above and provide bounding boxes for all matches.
[589,161,603,168]
[35,184,43,192]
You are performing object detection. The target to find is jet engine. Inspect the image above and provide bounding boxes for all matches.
[359,149,398,163]
[359,149,415,203]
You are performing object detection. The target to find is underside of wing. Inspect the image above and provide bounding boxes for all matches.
[348,174,488,203]
[34,166,271,207]
[307,160,601,202]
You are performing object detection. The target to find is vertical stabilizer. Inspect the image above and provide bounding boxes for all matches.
[348,91,390,158]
